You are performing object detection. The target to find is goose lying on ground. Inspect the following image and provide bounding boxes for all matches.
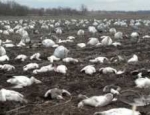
[87,38,99,46]
[44,88,71,100]
[17,41,26,47]
[103,85,121,95]
[33,64,54,74]
[77,43,86,48]
[53,45,69,59]
[15,54,27,62]
[81,65,96,75]
[0,40,6,56]
[94,108,140,115]
[0,88,27,103]
[63,57,78,63]
[0,55,9,62]
[89,56,108,63]
[135,77,150,88]
[127,54,138,63]
[23,63,39,71]
[42,38,58,47]
[47,55,60,63]
[30,53,41,61]
[54,65,67,74]
[112,42,121,47]
[0,64,15,71]
[7,76,41,88]
[78,93,113,108]
[99,67,124,75]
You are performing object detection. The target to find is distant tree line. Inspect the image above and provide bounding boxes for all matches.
[0,1,88,16]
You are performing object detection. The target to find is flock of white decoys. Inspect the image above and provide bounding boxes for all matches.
[0,18,150,115]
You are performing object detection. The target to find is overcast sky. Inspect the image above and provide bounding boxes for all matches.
[9,0,150,11]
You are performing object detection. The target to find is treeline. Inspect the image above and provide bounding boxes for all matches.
[0,1,87,16]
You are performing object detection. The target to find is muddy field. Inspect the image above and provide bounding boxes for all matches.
[0,17,150,115]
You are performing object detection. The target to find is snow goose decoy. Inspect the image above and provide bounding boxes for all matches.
[103,84,121,95]
[54,65,67,74]
[77,43,86,48]
[53,45,69,59]
[7,76,41,88]
[81,65,96,75]
[135,77,150,88]
[127,54,138,64]
[44,88,71,100]
[99,67,124,75]
[47,55,60,63]
[15,54,27,62]
[30,52,41,61]
[0,64,15,71]
[23,63,39,71]
[89,56,108,63]
[0,55,9,62]
[101,36,113,46]
[0,40,6,56]
[94,108,140,115]
[33,64,54,74]
[87,38,99,46]
[63,57,78,63]
[0,88,27,103]
[78,93,113,108]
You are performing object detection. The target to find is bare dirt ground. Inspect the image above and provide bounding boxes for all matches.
[0,16,150,115]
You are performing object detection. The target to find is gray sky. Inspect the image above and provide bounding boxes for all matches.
[7,0,150,11]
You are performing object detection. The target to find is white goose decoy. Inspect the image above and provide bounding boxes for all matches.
[77,29,84,36]
[78,93,113,108]
[94,108,140,115]
[0,88,27,103]
[131,32,139,39]
[33,64,54,74]
[63,57,78,63]
[23,63,39,71]
[0,40,6,56]
[67,36,75,40]
[53,45,69,59]
[101,36,113,46]
[44,88,71,100]
[89,56,108,63]
[114,31,123,40]
[87,38,99,46]
[54,65,67,74]
[127,54,138,63]
[30,53,41,61]
[17,41,26,47]
[135,77,150,88]
[81,65,96,75]
[0,64,15,71]
[0,55,9,62]
[112,42,121,47]
[7,76,41,88]
[42,38,58,47]
[77,43,86,48]
[15,54,27,62]
[47,55,60,63]
[99,67,124,75]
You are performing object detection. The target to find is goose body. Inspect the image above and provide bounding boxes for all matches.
[7,76,41,88]
[135,77,150,88]
[55,65,67,74]
[78,93,113,108]
[63,57,78,63]
[30,53,41,61]
[44,88,71,100]
[47,55,60,63]
[33,64,54,74]
[127,54,138,63]
[94,108,140,115]
[77,43,86,48]
[23,63,39,71]
[15,54,27,61]
[42,39,57,47]
[0,64,15,71]
[89,56,108,63]
[81,65,96,75]
[101,36,112,46]
[0,55,9,62]
[0,40,6,56]
[87,38,99,46]
[0,88,26,103]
